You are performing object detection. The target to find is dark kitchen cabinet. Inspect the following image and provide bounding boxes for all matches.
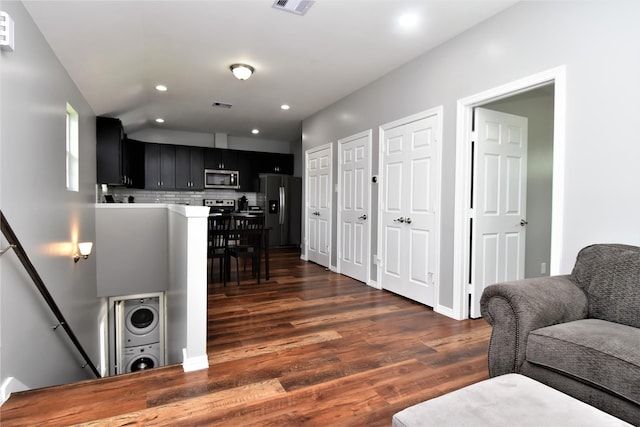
[145,143,176,190]
[96,117,145,188]
[204,148,239,171]
[123,139,146,188]
[258,152,294,175]
[237,150,258,191]
[175,146,204,190]
[96,116,125,185]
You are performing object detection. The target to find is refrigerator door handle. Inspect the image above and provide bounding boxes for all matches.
[279,186,285,225]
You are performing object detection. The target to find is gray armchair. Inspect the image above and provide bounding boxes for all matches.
[480,244,640,425]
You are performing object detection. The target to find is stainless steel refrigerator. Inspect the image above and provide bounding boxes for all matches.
[260,175,302,247]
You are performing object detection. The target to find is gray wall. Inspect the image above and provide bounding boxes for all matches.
[0,1,102,389]
[302,1,640,309]
[95,205,168,297]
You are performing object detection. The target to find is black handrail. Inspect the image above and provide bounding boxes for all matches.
[1,210,101,378]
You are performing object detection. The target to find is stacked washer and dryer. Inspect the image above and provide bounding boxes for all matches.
[112,293,165,374]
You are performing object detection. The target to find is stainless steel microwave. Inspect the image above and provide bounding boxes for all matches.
[204,169,240,189]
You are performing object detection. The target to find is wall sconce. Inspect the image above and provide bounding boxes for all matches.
[74,242,93,263]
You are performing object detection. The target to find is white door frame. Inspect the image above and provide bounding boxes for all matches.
[304,143,333,267]
[451,66,567,320]
[337,129,372,285]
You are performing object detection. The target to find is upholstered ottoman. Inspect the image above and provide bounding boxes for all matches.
[392,374,632,427]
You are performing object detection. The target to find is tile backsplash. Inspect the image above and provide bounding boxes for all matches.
[97,186,262,208]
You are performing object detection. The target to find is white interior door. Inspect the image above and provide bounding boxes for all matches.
[338,131,370,283]
[379,110,441,307]
[306,144,332,268]
[471,108,528,317]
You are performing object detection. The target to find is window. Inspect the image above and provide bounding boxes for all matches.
[66,103,79,191]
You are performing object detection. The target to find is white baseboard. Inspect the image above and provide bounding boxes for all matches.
[367,279,380,290]
[435,304,463,320]
[1,377,28,406]
[181,349,209,372]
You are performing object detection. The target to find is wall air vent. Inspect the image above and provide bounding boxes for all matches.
[272,0,315,16]
[212,102,232,109]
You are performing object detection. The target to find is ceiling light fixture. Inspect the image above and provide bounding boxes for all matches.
[155,84,168,92]
[281,104,290,110]
[230,63,255,81]
[398,13,419,29]
[251,129,260,135]
[155,118,165,123]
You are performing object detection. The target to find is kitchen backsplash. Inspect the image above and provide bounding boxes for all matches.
[97,186,263,208]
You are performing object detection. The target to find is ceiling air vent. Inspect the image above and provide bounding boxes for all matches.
[272,0,315,16]
[212,102,232,109]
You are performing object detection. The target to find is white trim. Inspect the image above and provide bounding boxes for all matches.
[453,66,567,320]
[337,129,372,284]
[377,106,443,311]
[304,143,333,268]
[182,348,209,372]
[1,377,28,406]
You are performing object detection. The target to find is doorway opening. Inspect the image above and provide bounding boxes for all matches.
[452,66,567,320]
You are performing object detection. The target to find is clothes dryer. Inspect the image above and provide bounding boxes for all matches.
[123,297,160,347]
[123,343,161,373]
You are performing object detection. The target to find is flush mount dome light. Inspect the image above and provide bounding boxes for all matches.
[230,63,255,80]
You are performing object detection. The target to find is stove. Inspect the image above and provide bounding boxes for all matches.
[203,199,235,214]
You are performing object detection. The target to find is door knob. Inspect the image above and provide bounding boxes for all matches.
[520,219,528,226]
[405,217,412,224]
[358,214,367,220]
[394,217,405,223]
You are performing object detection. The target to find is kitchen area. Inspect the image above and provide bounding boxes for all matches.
[96,116,302,248]
[94,115,302,376]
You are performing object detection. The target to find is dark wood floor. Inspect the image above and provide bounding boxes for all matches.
[0,248,491,426]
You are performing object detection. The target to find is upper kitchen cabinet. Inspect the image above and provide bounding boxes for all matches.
[123,139,146,188]
[96,117,145,188]
[204,148,238,171]
[258,152,294,175]
[175,146,204,190]
[97,117,125,185]
[145,143,176,190]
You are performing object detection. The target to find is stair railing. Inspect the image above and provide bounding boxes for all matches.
[1,210,101,378]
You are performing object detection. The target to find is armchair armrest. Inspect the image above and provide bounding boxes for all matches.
[480,275,588,377]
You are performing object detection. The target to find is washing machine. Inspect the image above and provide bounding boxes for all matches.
[123,297,160,347]
[123,343,161,373]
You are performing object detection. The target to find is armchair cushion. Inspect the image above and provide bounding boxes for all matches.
[480,275,588,376]
[571,244,640,328]
[527,319,640,405]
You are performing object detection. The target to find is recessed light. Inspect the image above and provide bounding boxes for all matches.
[281,104,290,110]
[155,118,165,123]
[251,129,260,135]
[155,84,168,92]
[398,13,419,29]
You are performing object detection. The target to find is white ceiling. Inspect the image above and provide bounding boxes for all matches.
[23,0,518,142]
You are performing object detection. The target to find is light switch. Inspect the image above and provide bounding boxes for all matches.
[0,11,15,52]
